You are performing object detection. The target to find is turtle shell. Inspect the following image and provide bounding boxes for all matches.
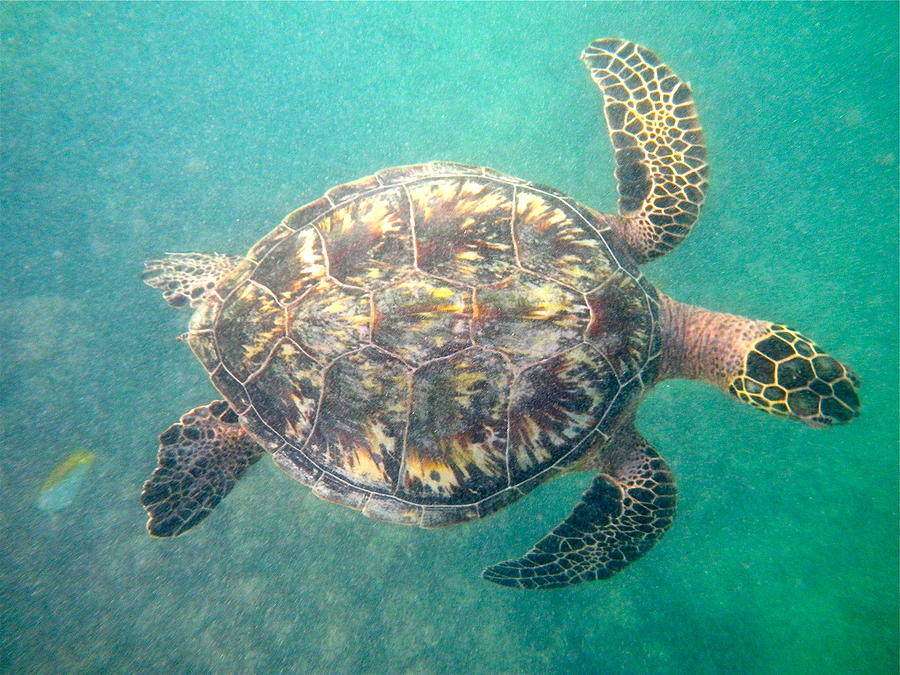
[189,162,661,527]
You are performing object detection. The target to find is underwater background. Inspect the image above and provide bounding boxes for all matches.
[2,3,897,673]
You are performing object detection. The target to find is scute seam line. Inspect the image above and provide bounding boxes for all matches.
[392,368,415,497]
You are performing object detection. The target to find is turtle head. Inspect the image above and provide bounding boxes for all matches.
[659,296,860,429]
[728,325,860,428]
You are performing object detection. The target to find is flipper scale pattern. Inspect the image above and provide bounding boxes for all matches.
[582,38,708,262]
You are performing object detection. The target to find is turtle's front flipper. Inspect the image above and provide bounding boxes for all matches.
[483,426,676,589]
[141,401,264,537]
[581,39,708,262]
[142,252,244,308]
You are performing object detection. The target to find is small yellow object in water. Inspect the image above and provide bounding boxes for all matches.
[37,449,96,512]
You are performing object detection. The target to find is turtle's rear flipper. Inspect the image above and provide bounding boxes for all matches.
[483,426,676,589]
[141,401,264,537]
[142,253,244,308]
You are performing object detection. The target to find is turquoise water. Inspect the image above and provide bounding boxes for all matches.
[2,2,897,673]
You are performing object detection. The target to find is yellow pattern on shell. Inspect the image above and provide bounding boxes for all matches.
[408,177,517,286]
[430,287,456,300]
[513,189,615,292]
[315,187,413,290]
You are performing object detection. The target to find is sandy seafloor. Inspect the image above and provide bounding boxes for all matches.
[2,3,897,673]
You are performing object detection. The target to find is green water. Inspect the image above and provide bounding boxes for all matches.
[2,3,897,673]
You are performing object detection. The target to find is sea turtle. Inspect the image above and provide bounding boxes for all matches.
[141,38,860,589]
